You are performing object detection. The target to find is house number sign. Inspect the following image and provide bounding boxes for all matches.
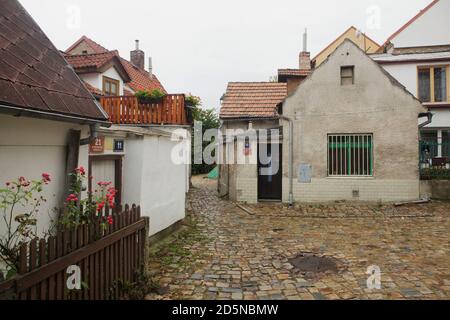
[89,136,105,153]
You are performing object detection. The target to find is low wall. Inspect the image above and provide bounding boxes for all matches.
[420,180,450,200]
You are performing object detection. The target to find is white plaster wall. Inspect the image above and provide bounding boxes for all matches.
[121,137,144,207]
[0,114,89,238]
[80,66,125,96]
[140,135,186,235]
[391,0,450,48]
[381,62,450,129]
[119,127,190,236]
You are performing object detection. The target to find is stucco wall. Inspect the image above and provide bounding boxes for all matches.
[390,0,450,48]
[380,62,450,129]
[282,40,426,202]
[119,127,190,236]
[0,114,89,238]
[80,66,125,96]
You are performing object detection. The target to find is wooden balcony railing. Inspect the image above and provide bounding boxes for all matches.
[100,94,189,125]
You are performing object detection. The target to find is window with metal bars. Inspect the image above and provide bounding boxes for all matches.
[328,134,373,176]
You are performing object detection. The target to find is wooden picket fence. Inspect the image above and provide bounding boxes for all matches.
[100,95,187,125]
[0,204,149,300]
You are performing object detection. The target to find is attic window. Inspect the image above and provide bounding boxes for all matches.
[82,50,88,54]
[341,66,354,85]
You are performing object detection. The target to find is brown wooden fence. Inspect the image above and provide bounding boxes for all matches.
[100,95,188,125]
[0,204,149,300]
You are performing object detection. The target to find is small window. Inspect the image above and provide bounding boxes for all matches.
[341,66,354,85]
[103,76,120,96]
[418,66,449,103]
[328,134,373,176]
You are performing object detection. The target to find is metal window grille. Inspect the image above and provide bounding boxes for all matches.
[328,134,373,176]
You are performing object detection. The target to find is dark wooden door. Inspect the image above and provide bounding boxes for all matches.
[258,143,282,201]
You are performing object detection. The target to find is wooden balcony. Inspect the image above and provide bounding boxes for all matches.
[100,94,190,126]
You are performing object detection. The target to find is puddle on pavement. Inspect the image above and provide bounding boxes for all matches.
[289,253,339,276]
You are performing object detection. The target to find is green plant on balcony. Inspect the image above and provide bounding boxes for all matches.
[185,94,201,108]
[135,89,166,104]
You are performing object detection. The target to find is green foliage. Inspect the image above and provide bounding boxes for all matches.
[0,174,51,277]
[191,105,220,175]
[135,89,166,103]
[185,94,201,107]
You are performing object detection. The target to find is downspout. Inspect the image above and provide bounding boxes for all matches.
[279,115,294,207]
[80,123,100,145]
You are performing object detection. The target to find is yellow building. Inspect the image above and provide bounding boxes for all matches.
[312,26,381,67]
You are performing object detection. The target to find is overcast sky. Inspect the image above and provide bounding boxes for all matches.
[20,0,430,109]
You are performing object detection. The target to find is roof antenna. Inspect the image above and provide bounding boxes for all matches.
[135,39,140,50]
[148,57,153,78]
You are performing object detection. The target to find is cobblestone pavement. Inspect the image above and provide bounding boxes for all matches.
[147,176,450,300]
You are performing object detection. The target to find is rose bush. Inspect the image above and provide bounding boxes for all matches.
[0,173,51,278]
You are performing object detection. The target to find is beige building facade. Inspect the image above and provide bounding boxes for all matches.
[219,40,427,204]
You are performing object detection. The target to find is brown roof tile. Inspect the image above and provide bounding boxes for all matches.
[220,82,287,119]
[277,69,311,77]
[0,0,108,122]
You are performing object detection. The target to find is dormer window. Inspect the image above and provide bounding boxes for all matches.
[341,66,354,85]
[103,76,120,96]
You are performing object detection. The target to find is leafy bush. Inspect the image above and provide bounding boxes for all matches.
[135,89,166,104]
[0,174,51,278]
[191,106,220,175]
[185,94,201,107]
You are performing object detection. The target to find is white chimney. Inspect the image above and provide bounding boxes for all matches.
[303,28,308,52]
[148,57,153,78]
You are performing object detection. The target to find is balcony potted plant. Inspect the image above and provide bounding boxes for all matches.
[135,89,166,104]
[185,94,201,108]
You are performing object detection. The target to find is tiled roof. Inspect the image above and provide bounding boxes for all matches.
[120,58,166,93]
[278,69,311,77]
[65,51,119,70]
[0,0,108,122]
[220,82,287,119]
[83,81,103,96]
[66,35,109,54]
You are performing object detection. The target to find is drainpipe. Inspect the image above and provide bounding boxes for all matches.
[279,115,294,207]
[80,123,100,145]
[418,112,433,129]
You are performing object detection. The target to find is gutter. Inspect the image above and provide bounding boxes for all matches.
[0,103,111,127]
[279,115,294,207]
[418,112,433,129]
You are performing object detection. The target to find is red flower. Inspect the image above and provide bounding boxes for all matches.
[106,216,114,225]
[66,194,78,202]
[75,166,86,176]
[42,173,51,184]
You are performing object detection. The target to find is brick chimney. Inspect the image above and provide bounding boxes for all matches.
[299,29,311,70]
[130,40,145,70]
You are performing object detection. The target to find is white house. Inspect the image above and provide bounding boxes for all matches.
[0,1,110,239]
[65,37,192,237]
[371,0,450,162]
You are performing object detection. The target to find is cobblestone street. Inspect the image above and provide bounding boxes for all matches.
[147,176,450,300]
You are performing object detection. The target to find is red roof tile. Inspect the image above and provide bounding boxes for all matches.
[66,35,109,54]
[120,58,166,93]
[83,81,103,96]
[220,82,287,119]
[65,36,166,93]
[65,51,119,70]
[0,0,108,122]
